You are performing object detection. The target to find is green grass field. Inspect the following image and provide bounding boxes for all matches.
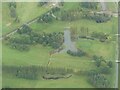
[2,2,118,88]
[2,2,50,35]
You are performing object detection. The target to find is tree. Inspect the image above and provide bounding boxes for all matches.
[8,2,16,8]
[70,26,78,41]
[99,66,111,74]
[88,70,110,88]
[93,55,102,67]
[81,2,98,10]
[107,61,113,68]
[10,6,17,18]
[17,24,32,34]
[67,49,86,57]
[91,32,108,42]
[37,2,47,7]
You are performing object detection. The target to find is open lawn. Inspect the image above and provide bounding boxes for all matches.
[2,2,50,35]
[76,39,116,60]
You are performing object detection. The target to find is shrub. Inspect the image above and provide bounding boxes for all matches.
[88,70,110,88]
[3,65,73,80]
[80,2,98,9]
[17,24,32,34]
[91,32,108,42]
[107,61,113,68]
[67,49,86,57]
[99,66,111,74]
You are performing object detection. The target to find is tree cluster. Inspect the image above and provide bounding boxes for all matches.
[83,13,111,23]
[3,65,73,80]
[38,7,60,23]
[88,70,110,88]
[8,2,20,22]
[92,55,113,74]
[38,2,48,7]
[67,49,86,57]
[9,35,30,51]
[80,2,98,10]
[9,25,64,51]
[37,32,64,49]
[92,14,111,23]
[91,32,108,42]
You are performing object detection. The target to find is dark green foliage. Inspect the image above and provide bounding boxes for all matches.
[80,2,98,9]
[51,7,60,13]
[82,11,111,23]
[91,32,108,42]
[38,2,48,7]
[60,2,64,6]
[8,2,20,22]
[17,24,32,34]
[10,35,32,44]
[16,66,38,80]
[37,32,64,49]
[67,49,86,57]
[8,2,16,8]
[38,7,60,23]
[99,66,111,74]
[88,70,110,88]
[9,35,31,51]
[107,61,113,68]
[9,6,17,18]
[93,14,111,23]
[3,65,73,80]
[93,55,105,67]
[9,25,64,51]
[38,13,53,23]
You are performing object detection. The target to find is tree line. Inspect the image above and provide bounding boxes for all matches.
[3,65,73,80]
[8,2,20,23]
[8,24,64,51]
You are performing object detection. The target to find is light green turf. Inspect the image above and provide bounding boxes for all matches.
[2,43,52,66]
[2,2,50,35]
[76,39,116,60]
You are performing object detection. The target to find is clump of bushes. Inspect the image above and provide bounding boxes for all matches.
[17,24,32,34]
[98,66,111,74]
[91,32,109,42]
[9,25,64,51]
[9,35,31,51]
[82,12,111,23]
[35,32,64,49]
[88,70,110,88]
[3,65,73,80]
[37,2,48,7]
[80,2,98,10]
[89,55,113,87]
[93,14,111,23]
[37,7,60,23]
[8,2,20,23]
[67,49,86,57]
